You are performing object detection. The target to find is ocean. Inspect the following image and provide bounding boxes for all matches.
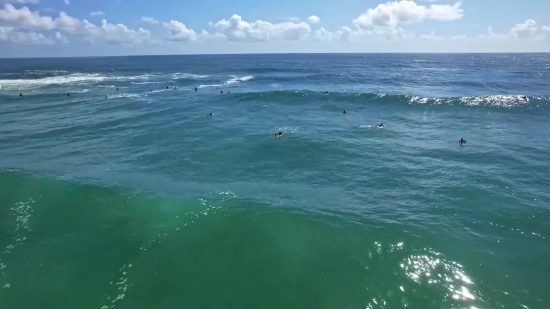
[0,53,549,309]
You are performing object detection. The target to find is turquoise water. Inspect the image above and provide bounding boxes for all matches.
[1,54,550,309]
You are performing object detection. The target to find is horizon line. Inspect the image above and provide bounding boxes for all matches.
[1,51,549,60]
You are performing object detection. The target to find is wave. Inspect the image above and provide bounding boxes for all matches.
[171,73,209,80]
[225,75,254,85]
[229,90,549,110]
[0,73,108,90]
[0,72,208,90]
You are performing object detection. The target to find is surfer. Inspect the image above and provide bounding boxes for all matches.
[166,86,169,89]
[459,138,467,145]
[377,123,384,128]
[221,90,223,94]
[302,109,307,114]
[265,103,270,107]
[521,95,527,100]
[275,131,283,137]
[324,91,329,96]
[195,87,197,91]
[342,110,346,114]
[174,87,177,89]
[206,113,213,117]
[116,88,119,91]
[19,93,22,97]
[67,93,70,97]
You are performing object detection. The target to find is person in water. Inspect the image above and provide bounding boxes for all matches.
[221,90,223,94]
[207,113,213,117]
[342,110,346,114]
[324,91,329,95]
[459,138,467,145]
[302,109,307,113]
[174,87,177,89]
[166,86,169,89]
[195,87,197,91]
[20,93,22,97]
[275,131,283,137]
[521,95,527,100]
[67,93,70,97]
[378,123,384,127]
[116,88,119,91]
[265,103,270,107]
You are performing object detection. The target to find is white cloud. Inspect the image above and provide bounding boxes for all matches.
[0,0,39,3]
[0,26,55,44]
[211,14,311,42]
[0,4,151,44]
[280,16,300,22]
[90,11,104,16]
[428,3,463,21]
[96,20,151,44]
[543,25,550,35]
[307,15,320,24]
[353,0,462,28]
[64,0,69,4]
[0,4,56,30]
[54,31,68,43]
[313,26,371,42]
[510,19,537,39]
[141,16,158,24]
[163,20,197,41]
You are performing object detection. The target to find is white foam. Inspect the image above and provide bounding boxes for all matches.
[171,73,209,79]
[132,81,162,85]
[0,73,108,90]
[198,84,222,89]
[225,75,254,85]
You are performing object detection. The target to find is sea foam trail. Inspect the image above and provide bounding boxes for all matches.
[0,73,108,90]
[0,72,211,90]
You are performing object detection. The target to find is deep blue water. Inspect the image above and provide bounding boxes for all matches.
[1,54,550,309]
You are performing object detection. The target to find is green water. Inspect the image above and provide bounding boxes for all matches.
[1,171,548,309]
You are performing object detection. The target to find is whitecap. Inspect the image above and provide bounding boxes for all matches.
[225,75,254,85]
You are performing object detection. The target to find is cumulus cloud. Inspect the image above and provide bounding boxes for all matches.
[54,30,68,43]
[0,4,56,30]
[353,0,463,28]
[313,26,372,42]
[141,16,158,24]
[211,14,311,41]
[0,26,55,44]
[510,19,537,39]
[307,15,320,24]
[0,4,150,44]
[163,20,197,41]
[90,11,104,16]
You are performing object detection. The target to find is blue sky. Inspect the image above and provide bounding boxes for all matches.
[0,0,549,57]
